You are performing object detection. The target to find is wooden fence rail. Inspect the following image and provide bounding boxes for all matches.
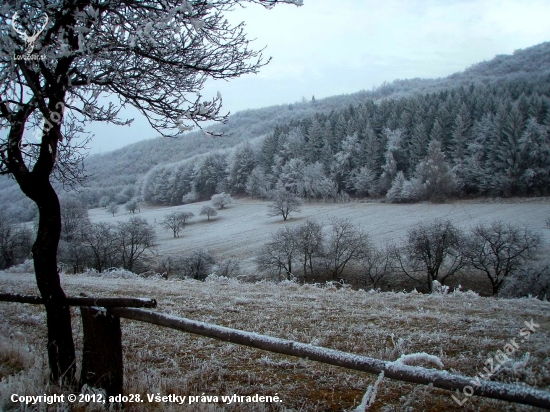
[2,293,550,409]
[110,307,550,409]
[0,293,156,308]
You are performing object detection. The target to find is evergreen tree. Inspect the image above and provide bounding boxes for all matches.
[415,139,456,201]
[408,121,429,173]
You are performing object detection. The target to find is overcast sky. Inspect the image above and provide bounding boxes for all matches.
[89,0,550,154]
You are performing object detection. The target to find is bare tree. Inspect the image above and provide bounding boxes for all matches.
[116,217,156,273]
[0,0,300,382]
[84,222,116,273]
[359,243,393,290]
[464,221,541,295]
[268,189,303,221]
[294,219,324,281]
[257,226,297,280]
[394,220,466,293]
[211,192,233,209]
[0,211,33,269]
[323,217,369,280]
[200,205,218,221]
[162,211,194,238]
[107,203,119,217]
[60,197,89,242]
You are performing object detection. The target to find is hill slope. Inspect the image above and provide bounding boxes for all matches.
[2,41,550,220]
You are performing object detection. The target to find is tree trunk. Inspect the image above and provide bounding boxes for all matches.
[32,181,77,385]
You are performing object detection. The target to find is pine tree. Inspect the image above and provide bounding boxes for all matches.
[415,139,456,201]
[519,118,550,194]
[408,121,429,173]
[306,117,325,163]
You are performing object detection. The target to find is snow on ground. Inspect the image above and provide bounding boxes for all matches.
[1,271,549,411]
[89,198,550,274]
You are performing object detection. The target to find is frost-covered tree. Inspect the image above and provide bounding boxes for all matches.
[162,211,194,238]
[125,199,139,214]
[386,171,406,203]
[520,118,550,194]
[227,143,257,194]
[245,166,271,199]
[414,139,456,201]
[395,220,466,292]
[84,222,116,273]
[0,0,301,382]
[200,205,218,221]
[99,196,111,209]
[107,203,119,217]
[211,192,233,209]
[267,189,302,221]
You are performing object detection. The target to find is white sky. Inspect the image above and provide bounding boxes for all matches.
[89,0,550,153]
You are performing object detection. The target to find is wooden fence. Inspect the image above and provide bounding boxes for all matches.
[1,293,549,409]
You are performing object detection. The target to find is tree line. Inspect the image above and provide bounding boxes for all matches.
[256,217,545,297]
[142,76,550,206]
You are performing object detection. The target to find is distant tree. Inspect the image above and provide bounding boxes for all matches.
[395,220,466,293]
[84,222,117,273]
[245,166,271,198]
[294,220,324,281]
[125,199,139,214]
[257,226,297,280]
[414,139,456,201]
[323,217,369,279]
[359,243,392,290]
[216,258,241,278]
[60,198,90,242]
[386,171,406,203]
[267,189,302,221]
[211,192,233,209]
[200,205,218,221]
[162,211,194,238]
[99,196,111,209]
[116,217,156,272]
[176,250,214,280]
[0,212,33,269]
[227,144,258,194]
[464,221,541,295]
[107,203,119,217]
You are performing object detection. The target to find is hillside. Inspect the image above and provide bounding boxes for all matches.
[2,41,550,221]
[1,270,549,411]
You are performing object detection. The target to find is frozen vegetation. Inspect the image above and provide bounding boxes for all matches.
[1,269,549,410]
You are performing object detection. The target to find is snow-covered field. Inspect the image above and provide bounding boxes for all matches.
[0,271,549,411]
[89,197,550,274]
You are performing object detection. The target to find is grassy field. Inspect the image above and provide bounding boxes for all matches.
[1,269,549,411]
[1,198,549,411]
[89,197,550,277]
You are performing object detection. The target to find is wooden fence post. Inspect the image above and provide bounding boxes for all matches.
[80,307,123,399]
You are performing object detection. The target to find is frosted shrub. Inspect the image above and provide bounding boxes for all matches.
[431,280,450,295]
[4,259,34,274]
[81,268,140,279]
